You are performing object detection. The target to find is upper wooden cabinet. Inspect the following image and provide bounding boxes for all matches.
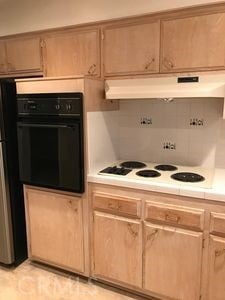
[161,13,225,72]
[103,20,160,76]
[43,29,100,77]
[0,41,7,74]
[5,37,43,73]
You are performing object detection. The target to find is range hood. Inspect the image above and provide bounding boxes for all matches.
[105,74,225,100]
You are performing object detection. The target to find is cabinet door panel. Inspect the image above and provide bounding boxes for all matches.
[44,29,100,77]
[161,13,225,72]
[26,188,84,273]
[103,21,160,76]
[208,235,225,300]
[6,37,42,72]
[0,41,7,74]
[144,223,203,300]
[93,212,142,287]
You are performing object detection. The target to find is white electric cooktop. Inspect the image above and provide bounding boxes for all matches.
[98,160,214,189]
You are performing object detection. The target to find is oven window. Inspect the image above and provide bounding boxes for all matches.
[17,123,84,192]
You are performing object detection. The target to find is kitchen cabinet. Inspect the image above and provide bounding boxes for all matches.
[208,235,225,300]
[103,20,160,76]
[93,211,142,287]
[43,29,100,77]
[5,37,43,73]
[161,13,225,72]
[0,41,7,74]
[92,192,142,287]
[25,187,84,273]
[143,222,203,300]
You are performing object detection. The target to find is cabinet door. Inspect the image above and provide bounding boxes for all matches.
[0,41,7,74]
[44,29,100,77]
[161,13,225,72]
[25,188,84,273]
[6,37,42,73]
[103,21,160,76]
[208,235,225,300]
[93,211,142,287]
[144,223,203,300]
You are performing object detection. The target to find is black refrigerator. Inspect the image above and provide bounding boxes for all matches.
[0,79,27,266]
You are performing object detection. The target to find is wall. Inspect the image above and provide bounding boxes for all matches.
[0,0,223,36]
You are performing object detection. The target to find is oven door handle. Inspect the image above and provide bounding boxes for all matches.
[17,123,76,129]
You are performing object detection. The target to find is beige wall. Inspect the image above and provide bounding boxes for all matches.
[0,0,223,36]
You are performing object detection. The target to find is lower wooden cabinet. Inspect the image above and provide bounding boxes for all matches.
[93,211,142,288]
[144,222,203,300]
[208,235,225,300]
[25,187,84,273]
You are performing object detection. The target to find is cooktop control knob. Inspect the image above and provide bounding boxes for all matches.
[55,104,60,110]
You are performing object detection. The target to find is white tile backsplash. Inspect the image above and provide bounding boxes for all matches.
[119,98,224,168]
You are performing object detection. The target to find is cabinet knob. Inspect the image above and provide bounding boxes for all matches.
[163,58,174,70]
[145,58,155,70]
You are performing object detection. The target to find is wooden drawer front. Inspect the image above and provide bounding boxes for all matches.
[93,193,141,217]
[145,201,204,230]
[210,213,225,236]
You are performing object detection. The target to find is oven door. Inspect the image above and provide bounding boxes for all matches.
[17,122,84,193]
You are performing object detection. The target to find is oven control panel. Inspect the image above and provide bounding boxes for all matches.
[17,93,83,116]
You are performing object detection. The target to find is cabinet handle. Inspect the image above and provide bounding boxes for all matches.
[68,199,78,213]
[127,223,138,238]
[88,64,96,75]
[146,229,158,242]
[145,58,155,70]
[215,248,225,258]
[163,58,174,70]
[165,213,180,223]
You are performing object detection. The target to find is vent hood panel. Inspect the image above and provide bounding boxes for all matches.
[105,75,225,100]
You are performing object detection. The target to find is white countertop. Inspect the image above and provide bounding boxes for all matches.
[87,163,225,203]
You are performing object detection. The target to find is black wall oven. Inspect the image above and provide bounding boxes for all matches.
[17,93,84,193]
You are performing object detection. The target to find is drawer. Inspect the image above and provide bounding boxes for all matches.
[92,193,141,217]
[145,201,204,231]
[210,212,225,236]
[93,193,118,213]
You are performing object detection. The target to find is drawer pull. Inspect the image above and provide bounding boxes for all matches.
[165,213,180,223]
[127,223,138,238]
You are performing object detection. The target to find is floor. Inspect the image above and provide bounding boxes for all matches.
[0,261,146,300]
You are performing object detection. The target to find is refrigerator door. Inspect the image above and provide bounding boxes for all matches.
[0,141,14,264]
